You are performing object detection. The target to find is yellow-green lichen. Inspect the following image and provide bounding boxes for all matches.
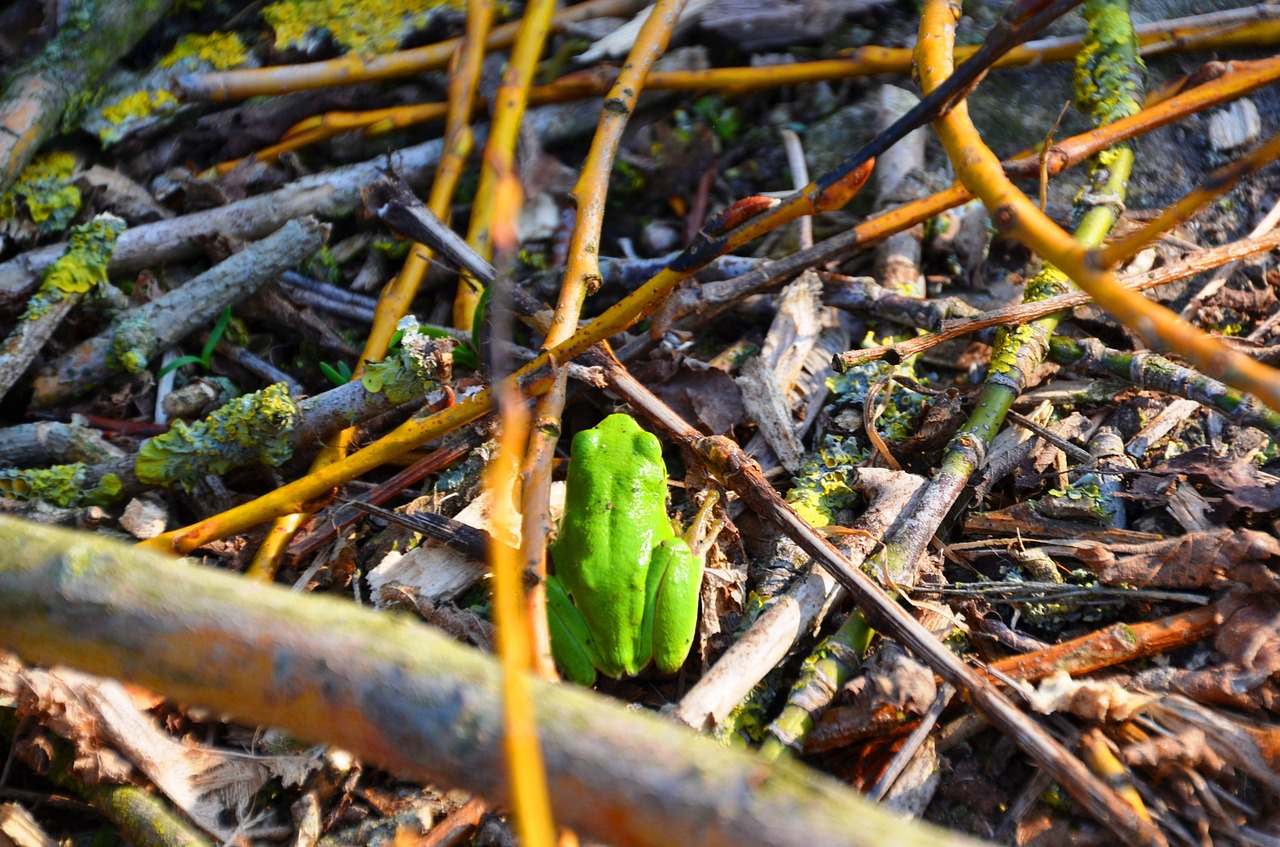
[1023,265,1074,302]
[825,342,925,443]
[89,85,185,145]
[135,383,300,489]
[159,31,248,70]
[988,324,1038,377]
[98,89,178,129]
[1093,147,1122,169]
[360,328,452,405]
[1074,0,1144,129]
[716,678,775,745]
[0,464,123,507]
[361,358,420,405]
[1,152,81,234]
[84,31,252,145]
[1041,480,1108,522]
[263,0,458,55]
[21,216,126,320]
[785,436,869,528]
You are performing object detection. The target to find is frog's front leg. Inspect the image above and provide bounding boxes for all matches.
[546,574,601,686]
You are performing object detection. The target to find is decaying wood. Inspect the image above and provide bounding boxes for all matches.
[0,0,174,195]
[32,218,328,406]
[0,101,604,312]
[870,84,926,298]
[0,419,125,466]
[0,803,57,847]
[739,131,831,473]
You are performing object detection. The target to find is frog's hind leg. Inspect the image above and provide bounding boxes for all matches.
[648,538,704,675]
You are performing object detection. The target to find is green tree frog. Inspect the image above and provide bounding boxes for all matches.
[547,413,718,686]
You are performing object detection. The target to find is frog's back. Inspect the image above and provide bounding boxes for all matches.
[553,414,671,676]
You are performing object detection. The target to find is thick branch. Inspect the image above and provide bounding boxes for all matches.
[0,516,986,847]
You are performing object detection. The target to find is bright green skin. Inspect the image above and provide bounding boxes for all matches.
[547,414,703,686]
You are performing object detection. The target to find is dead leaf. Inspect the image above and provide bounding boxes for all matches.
[1084,529,1280,591]
[854,644,938,715]
[644,360,745,435]
[1146,695,1280,793]
[1123,727,1227,778]
[1215,592,1280,673]
[1131,446,1280,518]
[892,387,962,462]
[1018,671,1155,722]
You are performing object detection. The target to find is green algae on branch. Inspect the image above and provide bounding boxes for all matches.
[861,0,1148,595]
[262,0,461,55]
[21,216,126,321]
[0,214,125,404]
[0,152,81,235]
[0,464,122,508]
[1,334,452,506]
[292,331,454,438]
[129,337,446,490]
[131,330,451,489]
[135,383,299,489]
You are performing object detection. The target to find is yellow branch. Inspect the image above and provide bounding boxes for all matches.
[454,0,558,329]
[918,3,1280,412]
[217,38,1280,173]
[174,0,646,101]
[521,0,689,679]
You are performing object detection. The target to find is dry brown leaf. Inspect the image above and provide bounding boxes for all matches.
[1083,529,1280,591]
[853,643,938,715]
[1145,695,1280,793]
[1123,727,1227,778]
